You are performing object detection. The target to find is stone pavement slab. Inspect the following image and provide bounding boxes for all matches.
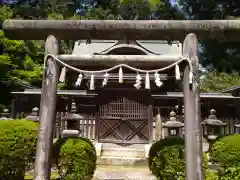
[93,165,157,180]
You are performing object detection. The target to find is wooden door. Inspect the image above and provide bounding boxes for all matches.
[97,90,153,145]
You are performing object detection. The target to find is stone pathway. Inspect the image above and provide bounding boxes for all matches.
[93,165,156,180]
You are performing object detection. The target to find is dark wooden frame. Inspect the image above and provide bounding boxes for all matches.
[96,89,153,145]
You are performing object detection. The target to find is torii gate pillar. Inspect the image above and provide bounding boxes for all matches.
[183,34,203,180]
[34,35,59,180]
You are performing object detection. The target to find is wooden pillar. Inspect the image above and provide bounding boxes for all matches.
[236,99,240,133]
[95,107,100,143]
[11,95,16,119]
[155,108,162,141]
[56,112,61,139]
[67,96,72,112]
[148,104,153,143]
[183,33,203,180]
[34,35,59,180]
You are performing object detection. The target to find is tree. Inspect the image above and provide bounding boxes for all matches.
[0,5,43,106]
[178,0,240,72]
[200,70,240,92]
[97,0,184,20]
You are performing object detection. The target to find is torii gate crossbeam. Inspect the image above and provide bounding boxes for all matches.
[3,20,240,41]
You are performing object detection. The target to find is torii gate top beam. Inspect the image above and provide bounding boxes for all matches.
[2,20,240,41]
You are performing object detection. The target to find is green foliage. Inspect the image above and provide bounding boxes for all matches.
[209,135,240,179]
[148,137,185,180]
[200,71,240,92]
[0,6,13,22]
[217,166,240,180]
[206,171,218,180]
[52,137,97,180]
[211,134,240,168]
[0,5,44,105]
[0,120,38,180]
[98,0,184,20]
[148,137,208,180]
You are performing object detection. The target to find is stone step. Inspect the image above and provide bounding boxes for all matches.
[98,156,148,166]
[101,148,146,158]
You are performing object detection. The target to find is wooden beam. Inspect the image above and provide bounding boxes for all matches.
[151,92,239,99]
[3,20,240,41]
[58,54,182,67]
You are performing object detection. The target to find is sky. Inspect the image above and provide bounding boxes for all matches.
[170,0,176,6]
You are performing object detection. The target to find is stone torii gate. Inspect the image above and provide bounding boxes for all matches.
[3,20,240,180]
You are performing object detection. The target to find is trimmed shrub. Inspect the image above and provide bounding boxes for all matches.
[52,137,96,180]
[0,120,38,180]
[206,171,218,180]
[217,166,240,180]
[148,137,185,180]
[211,134,240,168]
[148,137,208,180]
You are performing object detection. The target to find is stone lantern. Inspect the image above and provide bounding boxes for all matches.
[163,110,184,137]
[0,109,10,120]
[25,107,39,122]
[234,122,240,134]
[202,109,227,142]
[62,103,84,137]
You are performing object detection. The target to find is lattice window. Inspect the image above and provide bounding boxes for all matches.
[99,91,148,119]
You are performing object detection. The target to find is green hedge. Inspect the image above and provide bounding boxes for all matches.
[217,166,240,180]
[148,137,208,180]
[52,137,97,180]
[0,120,38,180]
[211,134,240,168]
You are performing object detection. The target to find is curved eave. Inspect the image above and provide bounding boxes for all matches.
[97,43,155,55]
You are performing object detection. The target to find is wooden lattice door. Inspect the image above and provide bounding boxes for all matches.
[97,90,153,145]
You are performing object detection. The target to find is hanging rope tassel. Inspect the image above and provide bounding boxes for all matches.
[90,74,95,90]
[75,73,83,87]
[155,72,163,87]
[59,67,67,83]
[189,71,193,84]
[145,72,150,89]
[102,72,109,87]
[134,74,142,89]
[119,67,123,83]
[175,64,181,80]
